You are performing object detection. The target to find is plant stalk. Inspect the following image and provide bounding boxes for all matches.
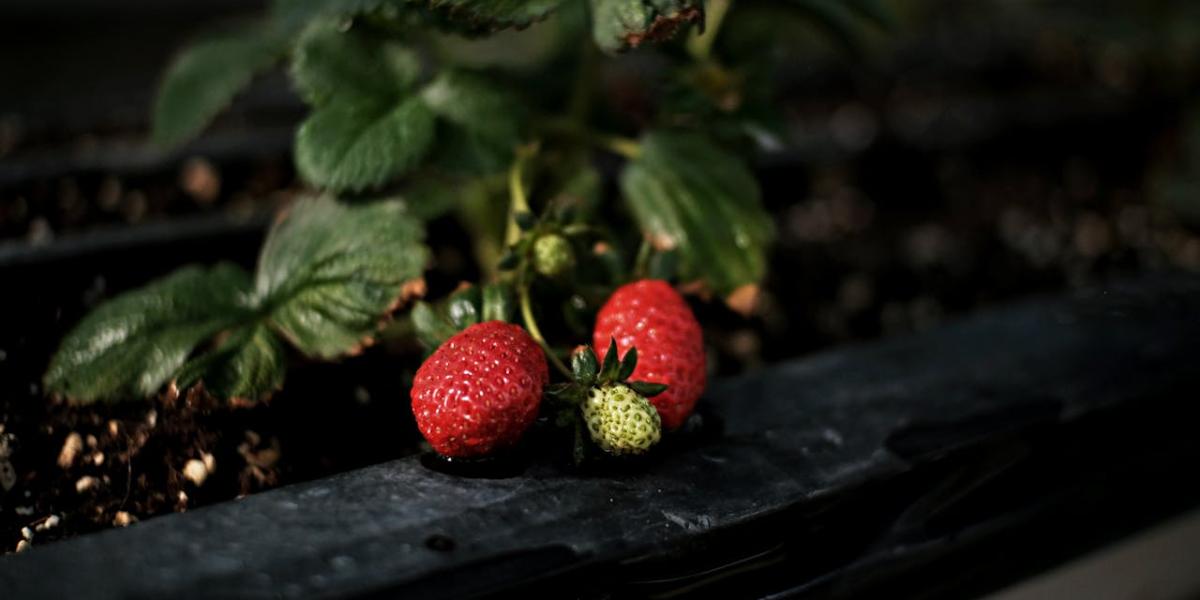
[535,118,641,160]
[505,145,537,246]
[518,276,573,378]
[688,0,733,61]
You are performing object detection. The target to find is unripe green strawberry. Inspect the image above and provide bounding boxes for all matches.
[582,384,662,455]
[532,233,574,277]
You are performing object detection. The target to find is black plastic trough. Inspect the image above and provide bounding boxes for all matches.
[0,274,1197,599]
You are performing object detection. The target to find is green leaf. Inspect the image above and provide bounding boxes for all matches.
[272,0,564,33]
[44,263,254,404]
[152,24,289,146]
[620,130,774,295]
[285,60,523,212]
[271,0,391,31]
[256,195,429,358]
[396,177,465,221]
[174,324,286,403]
[418,0,566,32]
[589,0,704,53]
[46,195,430,404]
[295,96,436,192]
[291,23,421,107]
[420,71,521,136]
[420,70,525,174]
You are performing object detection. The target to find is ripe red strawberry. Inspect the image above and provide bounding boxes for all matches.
[593,280,706,430]
[411,321,548,457]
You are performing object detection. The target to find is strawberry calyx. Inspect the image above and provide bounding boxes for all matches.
[544,337,668,406]
[543,337,668,462]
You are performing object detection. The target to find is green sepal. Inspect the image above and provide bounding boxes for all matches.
[571,346,599,385]
[598,337,621,382]
[445,286,482,329]
[627,380,668,398]
[481,283,514,322]
[409,281,516,351]
[497,248,521,271]
[618,346,638,380]
[411,301,458,351]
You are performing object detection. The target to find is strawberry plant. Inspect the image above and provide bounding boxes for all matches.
[44,0,889,460]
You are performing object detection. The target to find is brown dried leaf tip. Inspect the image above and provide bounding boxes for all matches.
[625,7,704,49]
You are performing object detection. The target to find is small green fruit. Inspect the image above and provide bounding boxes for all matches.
[532,233,575,277]
[582,384,662,455]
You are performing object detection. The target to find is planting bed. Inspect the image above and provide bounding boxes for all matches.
[1,274,1199,598]
[2,1,1200,596]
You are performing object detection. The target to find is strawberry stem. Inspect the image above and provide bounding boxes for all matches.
[505,144,538,246]
[687,0,732,61]
[518,277,573,379]
[534,117,641,160]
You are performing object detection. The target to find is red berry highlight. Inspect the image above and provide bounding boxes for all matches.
[411,321,548,457]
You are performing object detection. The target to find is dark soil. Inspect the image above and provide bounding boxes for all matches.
[0,351,425,550]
